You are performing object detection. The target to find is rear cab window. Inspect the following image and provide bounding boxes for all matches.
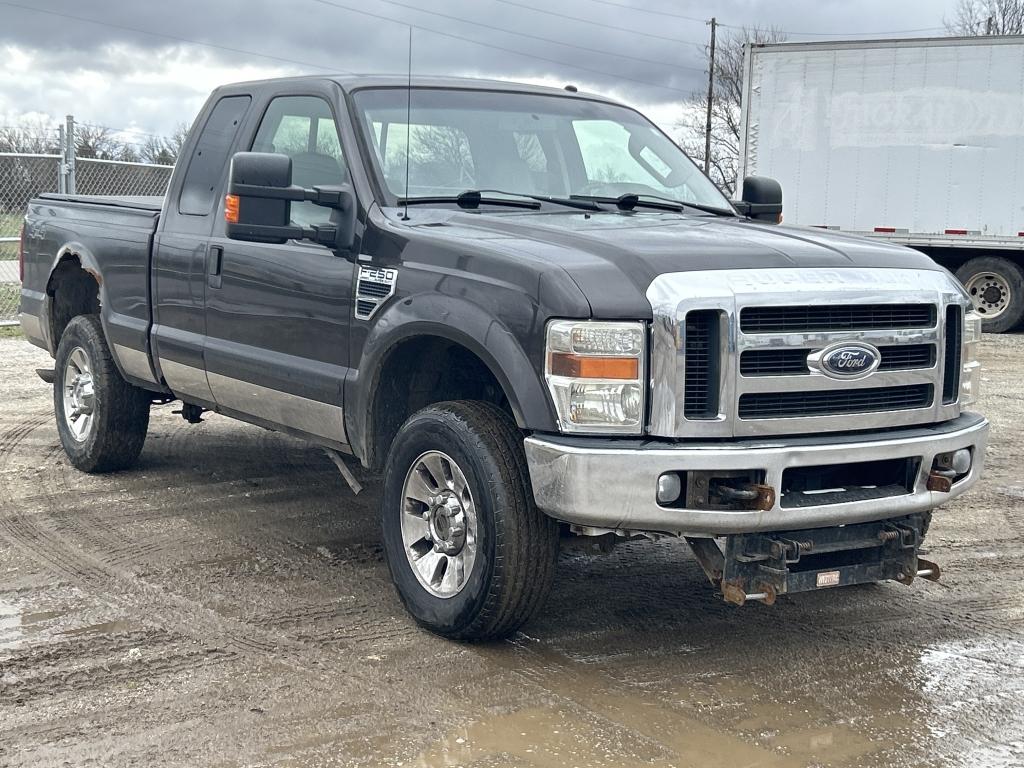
[177,95,252,216]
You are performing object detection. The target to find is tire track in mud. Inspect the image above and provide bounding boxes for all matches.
[0,415,392,672]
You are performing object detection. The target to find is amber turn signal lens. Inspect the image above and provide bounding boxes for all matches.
[549,352,639,380]
[224,194,240,223]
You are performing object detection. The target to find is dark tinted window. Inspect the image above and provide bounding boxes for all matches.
[178,95,251,216]
[251,96,349,227]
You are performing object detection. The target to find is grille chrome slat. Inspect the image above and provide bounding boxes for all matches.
[739,384,934,420]
[741,344,936,377]
[741,304,936,333]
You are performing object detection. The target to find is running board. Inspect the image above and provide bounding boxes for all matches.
[686,513,938,606]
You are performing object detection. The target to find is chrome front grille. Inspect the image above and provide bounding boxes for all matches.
[646,268,970,439]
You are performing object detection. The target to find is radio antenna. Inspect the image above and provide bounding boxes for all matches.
[402,26,412,221]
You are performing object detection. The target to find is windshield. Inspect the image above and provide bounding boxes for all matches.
[352,87,732,211]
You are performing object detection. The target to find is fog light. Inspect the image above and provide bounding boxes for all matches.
[657,473,683,504]
[935,448,972,476]
[950,448,972,475]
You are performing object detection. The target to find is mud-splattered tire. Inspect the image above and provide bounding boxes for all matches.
[956,256,1024,333]
[54,315,150,473]
[381,401,559,642]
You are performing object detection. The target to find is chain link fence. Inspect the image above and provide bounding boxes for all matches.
[0,146,174,325]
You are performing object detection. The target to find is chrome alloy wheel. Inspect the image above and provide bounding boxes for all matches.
[964,271,1011,319]
[62,346,96,442]
[400,450,478,598]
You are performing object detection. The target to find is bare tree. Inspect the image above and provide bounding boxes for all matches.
[118,143,141,163]
[677,26,786,196]
[74,124,120,159]
[946,0,1024,34]
[139,122,189,166]
[140,135,174,165]
[0,119,60,154]
[167,123,189,156]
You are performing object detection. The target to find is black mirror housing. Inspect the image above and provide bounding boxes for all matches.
[225,152,357,252]
[736,175,783,223]
[227,152,293,243]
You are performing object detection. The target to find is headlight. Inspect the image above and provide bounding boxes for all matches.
[960,311,983,405]
[545,320,645,434]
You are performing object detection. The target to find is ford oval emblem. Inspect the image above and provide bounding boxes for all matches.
[813,343,881,379]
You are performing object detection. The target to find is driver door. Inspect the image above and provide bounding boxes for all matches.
[203,93,357,447]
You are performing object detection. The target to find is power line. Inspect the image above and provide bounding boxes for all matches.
[371,0,699,67]
[0,1,349,74]
[577,0,708,23]
[727,23,948,37]
[578,0,948,38]
[488,0,707,49]
[306,0,697,94]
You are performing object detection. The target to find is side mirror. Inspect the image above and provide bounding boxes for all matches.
[735,175,783,223]
[225,151,357,252]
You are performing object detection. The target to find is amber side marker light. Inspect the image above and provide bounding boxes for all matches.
[549,353,639,380]
[224,194,240,223]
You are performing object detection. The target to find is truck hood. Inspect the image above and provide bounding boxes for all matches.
[403,209,943,317]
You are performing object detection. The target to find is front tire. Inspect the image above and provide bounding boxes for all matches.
[54,315,150,473]
[956,256,1024,333]
[381,401,559,641]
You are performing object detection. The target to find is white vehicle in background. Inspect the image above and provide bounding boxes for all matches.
[738,35,1024,331]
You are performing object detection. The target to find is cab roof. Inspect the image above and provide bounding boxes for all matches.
[216,74,619,105]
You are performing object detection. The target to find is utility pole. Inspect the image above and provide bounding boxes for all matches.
[703,16,717,175]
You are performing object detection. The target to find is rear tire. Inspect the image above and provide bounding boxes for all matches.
[54,315,150,473]
[380,401,559,641]
[956,256,1024,333]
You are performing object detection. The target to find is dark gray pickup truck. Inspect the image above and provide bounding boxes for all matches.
[18,75,988,640]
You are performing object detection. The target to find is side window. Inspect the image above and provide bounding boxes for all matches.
[251,96,349,227]
[178,95,251,216]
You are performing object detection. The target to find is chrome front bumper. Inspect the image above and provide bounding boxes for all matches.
[524,414,988,536]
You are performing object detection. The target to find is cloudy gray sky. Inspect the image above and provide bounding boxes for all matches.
[0,0,960,142]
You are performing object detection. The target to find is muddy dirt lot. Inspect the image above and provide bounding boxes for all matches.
[1,332,1022,768]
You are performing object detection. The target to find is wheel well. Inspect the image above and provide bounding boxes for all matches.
[368,336,514,470]
[48,256,100,347]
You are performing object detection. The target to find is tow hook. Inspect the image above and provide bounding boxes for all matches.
[721,579,777,606]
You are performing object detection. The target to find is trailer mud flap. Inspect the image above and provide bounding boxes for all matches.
[686,514,938,606]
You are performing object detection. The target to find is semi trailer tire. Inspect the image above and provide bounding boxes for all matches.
[956,256,1024,333]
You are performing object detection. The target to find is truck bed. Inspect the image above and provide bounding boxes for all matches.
[37,193,164,211]
[20,194,162,374]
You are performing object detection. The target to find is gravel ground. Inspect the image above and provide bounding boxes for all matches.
[1,332,1022,767]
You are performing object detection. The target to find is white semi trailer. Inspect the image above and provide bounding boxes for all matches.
[738,35,1024,331]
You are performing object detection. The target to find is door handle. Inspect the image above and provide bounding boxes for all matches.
[207,245,223,289]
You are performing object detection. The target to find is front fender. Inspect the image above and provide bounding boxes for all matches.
[345,291,558,465]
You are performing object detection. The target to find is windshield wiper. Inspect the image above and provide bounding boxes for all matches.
[398,191,540,210]
[573,192,736,217]
[398,189,603,212]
